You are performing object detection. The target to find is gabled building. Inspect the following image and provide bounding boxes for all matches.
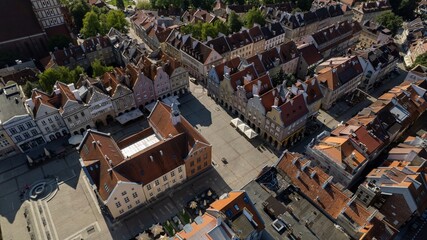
[207,57,242,101]
[107,28,147,66]
[100,69,136,116]
[352,0,391,23]
[182,9,224,24]
[276,151,397,240]
[316,56,364,110]
[357,42,400,92]
[307,124,384,188]
[78,102,212,219]
[25,89,69,142]
[260,22,286,50]
[125,63,156,109]
[357,20,392,50]
[303,20,362,58]
[174,191,264,240]
[297,44,323,79]
[296,77,324,117]
[1,84,43,155]
[76,76,116,128]
[52,82,95,135]
[356,148,427,229]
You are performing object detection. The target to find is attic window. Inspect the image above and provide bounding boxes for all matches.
[234,204,240,211]
[243,196,249,203]
[104,183,110,193]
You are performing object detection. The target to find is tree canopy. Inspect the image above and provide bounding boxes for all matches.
[80,10,129,38]
[228,11,243,33]
[181,20,229,41]
[414,53,427,67]
[38,66,84,93]
[271,69,297,87]
[390,0,417,20]
[91,59,113,77]
[244,8,266,28]
[376,11,403,36]
[116,0,125,9]
[68,0,91,30]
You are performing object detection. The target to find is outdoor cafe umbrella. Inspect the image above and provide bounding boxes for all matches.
[237,123,250,133]
[135,232,150,240]
[158,235,169,240]
[68,134,83,145]
[189,201,197,209]
[26,155,33,164]
[150,223,163,237]
[44,148,51,158]
[230,118,243,128]
[244,129,258,139]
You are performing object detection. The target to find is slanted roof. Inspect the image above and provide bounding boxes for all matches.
[299,44,323,66]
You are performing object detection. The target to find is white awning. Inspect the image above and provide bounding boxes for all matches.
[68,134,83,145]
[116,109,143,124]
[230,118,243,127]
[237,123,250,132]
[244,129,258,139]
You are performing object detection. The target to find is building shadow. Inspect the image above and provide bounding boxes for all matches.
[178,93,212,127]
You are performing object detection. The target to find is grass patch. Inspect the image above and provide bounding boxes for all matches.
[109,0,132,7]
[179,210,191,224]
[163,222,175,236]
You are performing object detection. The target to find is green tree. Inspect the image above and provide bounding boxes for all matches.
[214,20,229,35]
[105,10,129,33]
[390,0,417,20]
[202,23,217,40]
[376,11,403,36]
[91,59,113,77]
[297,0,312,11]
[227,12,243,33]
[271,69,297,87]
[244,8,266,28]
[81,11,101,37]
[38,66,83,92]
[116,0,125,9]
[48,35,71,51]
[414,53,427,67]
[69,0,91,29]
[137,1,154,9]
[23,81,40,98]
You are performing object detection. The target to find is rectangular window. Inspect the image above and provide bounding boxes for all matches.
[119,209,124,214]
[124,197,130,203]
[115,202,121,208]
[23,132,30,139]
[147,184,152,190]
[191,169,195,174]
[171,171,175,177]
[74,115,78,120]
[163,175,167,181]
[31,129,38,136]
[26,122,32,128]
[10,128,17,135]
[157,188,161,192]
[197,157,201,163]
[45,127,50,132]
[135,200,141,205]
[190,161,194,167]
[48,118,53,123]
[155,180,160,186]
[132,192,138,198]
[204,161,208,167]
[122,191,127,196]
[178,167,182,173]
[18,125,25,131]
[15,136,23,142]
[127,204,132,209]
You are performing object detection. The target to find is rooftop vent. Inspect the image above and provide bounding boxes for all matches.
[322,176,333,189]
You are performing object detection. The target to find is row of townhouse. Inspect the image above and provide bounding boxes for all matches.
[300,19,362,59]
[205,23,286,61]
[206,46,323,150]
[163,32,223,84]
[78,102,212,219]
[277,4,353,41]
[307,78,427,188]
[355,135,427,229]
[41,35,115,70]
[0,53,189,159]
[352,0,391,23]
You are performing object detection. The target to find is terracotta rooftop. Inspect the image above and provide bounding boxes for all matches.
[317,56,363,91]
[276,151,380,237]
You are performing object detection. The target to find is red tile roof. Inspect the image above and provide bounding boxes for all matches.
[279,94,309,127]
[299,44,323,66]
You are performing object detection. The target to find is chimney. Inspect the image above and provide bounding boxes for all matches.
[160,150,163,156]
[72,89,81,101]
[310,170,316,178]
[25,99,34,109]
[273,97,279,107]
[54,87,60,95]
[171,103,181,125]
